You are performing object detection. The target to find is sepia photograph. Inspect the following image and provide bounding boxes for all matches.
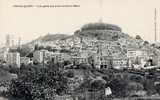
[0,0,160,100]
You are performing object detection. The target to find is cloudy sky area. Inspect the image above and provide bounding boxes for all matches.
[0,0,160,45]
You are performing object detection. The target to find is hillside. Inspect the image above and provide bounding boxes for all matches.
[74,22,123,41]
[27,34,72,45]
[41,34,72,41]
[23,22,160,57]
[25,23,143,45]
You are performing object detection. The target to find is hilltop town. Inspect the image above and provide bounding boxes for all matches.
[1,22,160,100]
[25,22,160,70]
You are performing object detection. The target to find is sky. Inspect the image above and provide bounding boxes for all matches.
[0,0,160,45]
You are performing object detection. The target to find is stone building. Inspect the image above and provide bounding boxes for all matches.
[112,56,128,69]
[6,52,20,68]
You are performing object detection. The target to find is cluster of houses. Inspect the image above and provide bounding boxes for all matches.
[0,38,159,70]
[0,47,21,67]
[1,22,160,70]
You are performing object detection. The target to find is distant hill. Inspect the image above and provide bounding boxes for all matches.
[23,22,160,57]
[74,22,131,41]
[26,34,72,46]
[26,23,140,46]
[19,34,73,56]
[41,34,72,41]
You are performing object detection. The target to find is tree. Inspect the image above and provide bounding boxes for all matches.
[74,30,80,35]
[90,79,106,91]
[112,35,119,41]
[88,56,95,68]
[143,79,157,95]
[126,82,144,93]
[102,76,110,83]
[155,83,160,95]
[60,49,72,53]
[66,70,74,78]
[45,46,52,51]
[38,46,45,50]
[63,60,71,66]
[34,44,39,50]
[151,43,155,47]
[135,35,142,40]
[143,41,149,46]
[9,63,68,100]
[77,63,92,70]
[129,75,144,83]
[19,46,33,57]
[109,79,128,97]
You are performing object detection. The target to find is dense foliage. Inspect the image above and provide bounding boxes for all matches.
[9,63,68,100]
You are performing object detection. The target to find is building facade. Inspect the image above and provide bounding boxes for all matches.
[93,55,112,69]
[33,50,45,63]
[51,52,71,63]
[6,52,20,68]
[0,48,9,61]
[20,57,30,65]
[127,49,148,64]
[112,57,128,69]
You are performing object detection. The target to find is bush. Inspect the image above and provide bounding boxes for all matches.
[66,70,74,78]
[109,79,128,97]
[77,64,92,70]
